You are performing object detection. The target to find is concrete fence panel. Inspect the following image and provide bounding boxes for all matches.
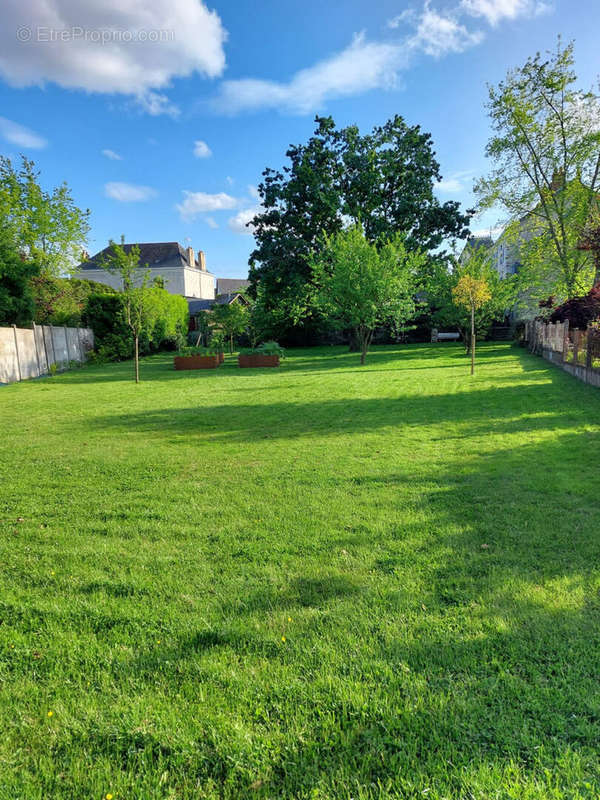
[14,327,39,379]
[34,324,48,374]
[0,327,19,384]
[51,326,69,366]
[0,325,94,384]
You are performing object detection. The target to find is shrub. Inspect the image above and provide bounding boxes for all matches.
[31,275,115,326]
[239,340,284,356]
[83,288,189,361]
[176,346,220,357]
[549,286,600,330]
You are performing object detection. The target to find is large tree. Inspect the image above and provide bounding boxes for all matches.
[311,226,424,364]
[0,229,40,326]
[475,40,600,300]
[249,116,472,341]
[0,155,90,276]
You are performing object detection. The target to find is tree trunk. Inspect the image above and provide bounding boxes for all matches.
[470,307,475,376]
[134,335,140,384]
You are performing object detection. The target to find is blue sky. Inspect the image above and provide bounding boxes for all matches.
[0,0,598,279]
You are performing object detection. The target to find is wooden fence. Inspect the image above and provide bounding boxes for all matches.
[524,319,600,388]
[0,324,94,384]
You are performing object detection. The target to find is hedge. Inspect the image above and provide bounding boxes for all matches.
[83,288,189,360]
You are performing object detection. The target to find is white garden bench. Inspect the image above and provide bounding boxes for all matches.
[431,329,461,343]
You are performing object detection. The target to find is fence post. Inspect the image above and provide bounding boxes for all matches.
[573,329,580,365]
[32,322,42,377]
[11,325,22,382]
[562,320,570,363]
[64,324,71,363]
[586,325,593,370]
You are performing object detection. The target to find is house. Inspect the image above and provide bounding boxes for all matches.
[79,242,216,299]
[459,235,494,264]
[79,242,251,312]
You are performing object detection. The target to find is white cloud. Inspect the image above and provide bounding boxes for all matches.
[247,184,260,199]
[0,117,47,148]
[102,148,122,161]
[105,181,157,202]
[226,175,235,186]
[407,3,484,57]
[215,32,405,114]
[435,169,475,193]
[460,0,551,25]
[228,207,259,235]
[177,191,237,221]
[135,90,180,117]
[193,140,212,158]
[205,216,219,229]
[1,0,227,114]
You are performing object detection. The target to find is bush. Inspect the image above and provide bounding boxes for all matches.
[83,288,189,361]
[239,340,284,356]
[549,286,600,330]
[176,346,221,357]
[0,236,40,326]
[31,275,115,326]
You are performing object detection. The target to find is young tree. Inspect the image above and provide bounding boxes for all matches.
[428,245,515,352]
[0,156,90,276]
[211,302,249,354]
[475,40,600,300]
[311,226,424,364]
[101,241,150,383]
[452,275,492,375]
[249,115,472,341]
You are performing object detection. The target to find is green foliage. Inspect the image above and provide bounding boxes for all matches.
[176,346,221,357]
[426,246,516,349]
[249,115,472,342]
[239,340,284,356]
[83,289,188,362]
[311,226,424,363]
[475,39,600,299]
[211,301,249,353]
[0,155,90,275]
[2,344,600,798]
[0,231,40,326]
[30,274,115,326]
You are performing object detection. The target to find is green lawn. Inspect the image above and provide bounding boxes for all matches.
[1,343,600,799]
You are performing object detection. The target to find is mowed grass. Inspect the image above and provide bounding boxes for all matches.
[1,343,600,800]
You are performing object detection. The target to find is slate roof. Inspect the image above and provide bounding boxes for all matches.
[187,292,250,314]
[216,278,250,294]
[79,242,212,272]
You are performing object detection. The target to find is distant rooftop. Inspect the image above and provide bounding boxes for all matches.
[79,242,212,273]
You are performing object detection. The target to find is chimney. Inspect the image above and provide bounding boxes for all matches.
[186,246,195,267]
[198,250,206,271]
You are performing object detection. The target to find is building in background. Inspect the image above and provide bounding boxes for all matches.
[78,242,249,302]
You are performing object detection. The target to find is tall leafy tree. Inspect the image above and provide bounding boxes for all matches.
[0,155,90,276]
[475,40,600,300]
[0,229,40,326]
[249,116,472,341]
[311,226,424,364]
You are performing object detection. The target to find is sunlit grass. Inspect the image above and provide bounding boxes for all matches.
[1,343,599,799]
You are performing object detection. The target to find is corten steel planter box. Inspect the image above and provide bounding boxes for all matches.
[174,355,219,370]
[238,354,280,368]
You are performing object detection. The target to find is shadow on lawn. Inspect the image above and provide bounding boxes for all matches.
[56,343,517,384]
[87,367,591,443]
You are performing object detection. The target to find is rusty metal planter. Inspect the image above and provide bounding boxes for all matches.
[238,354,280,368]
[174,355,219,370]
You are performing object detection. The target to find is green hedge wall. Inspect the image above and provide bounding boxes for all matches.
[83,288,189,360]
